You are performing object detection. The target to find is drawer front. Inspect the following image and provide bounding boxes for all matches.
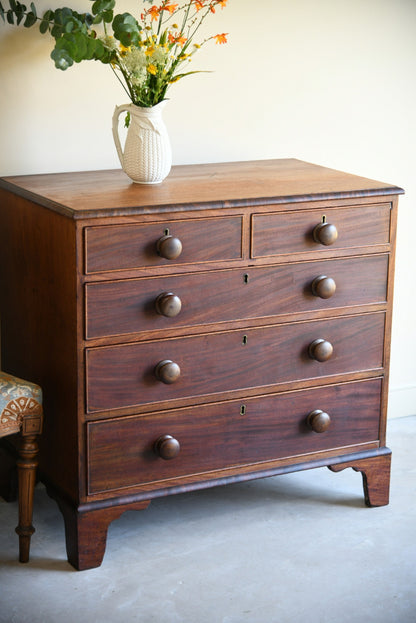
[252,204,391,259]
[86,313,385,413]
[84,216,243,273]
[85,255,388,339]
[87,378,382,494]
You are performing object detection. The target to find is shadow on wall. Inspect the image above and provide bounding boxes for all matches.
[0,26,53,69]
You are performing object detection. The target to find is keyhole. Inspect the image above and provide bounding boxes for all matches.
[322,215,326,224]
[164,228,170,236]
[243,273,249,284]
[242,335,248,345]
[240,405,246,416]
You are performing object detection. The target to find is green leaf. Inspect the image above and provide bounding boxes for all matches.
[39,9,53,34]
[67,32,87,62]
[24,10,37,27]
[112,12,141,47]
[92,0,115,15]
[15,3,27,25]
[92,0,114,14]
[84,35,105,60]
[50,46,73,70]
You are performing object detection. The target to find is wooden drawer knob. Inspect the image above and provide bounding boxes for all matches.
[155,292,182,317]
[154,360,181,384]
[307,409,331,433]
[154,435,181,460]
[156,234,183,260]
[313,222,338,246]
[311,275,336,299]
[308,338,334,362]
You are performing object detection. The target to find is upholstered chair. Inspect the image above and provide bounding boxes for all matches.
[0,372,43,562]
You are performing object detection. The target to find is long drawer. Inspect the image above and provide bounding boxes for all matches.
[85,313,385,413]
[85,255,388,339]
[87,378,382,494]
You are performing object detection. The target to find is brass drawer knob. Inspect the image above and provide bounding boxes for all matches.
[154,359,181,384]
[307,409,331,433]
[156,234,183,260]
[154,435,181,460]
[311,275,336,299]
[313,222,338,246]
[308,338,334,362]
[155,292,182,317]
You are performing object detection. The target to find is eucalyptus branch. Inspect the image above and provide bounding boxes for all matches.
[1,0,229,106]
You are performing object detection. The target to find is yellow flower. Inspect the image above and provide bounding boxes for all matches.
[119,43,131,55]
[147,64,157,75]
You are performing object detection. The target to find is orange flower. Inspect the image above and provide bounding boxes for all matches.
[168,32,188,47]
[162,3,178,13]
[147,6,160,21]
[193,1,206,10]
[176,35,187,47]
[209,0,227,10]
[214,33,228,44]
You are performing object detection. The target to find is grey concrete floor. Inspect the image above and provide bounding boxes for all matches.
[0,415,415,623]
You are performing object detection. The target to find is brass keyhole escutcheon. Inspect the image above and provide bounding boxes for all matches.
[240,405,247,416]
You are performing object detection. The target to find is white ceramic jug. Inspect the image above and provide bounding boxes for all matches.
[112,101,172,184]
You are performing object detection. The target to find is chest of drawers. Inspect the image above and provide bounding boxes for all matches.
[0,159,403,570]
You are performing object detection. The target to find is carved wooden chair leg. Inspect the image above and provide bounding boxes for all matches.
[0,371,43,562]
[16,435,39,563]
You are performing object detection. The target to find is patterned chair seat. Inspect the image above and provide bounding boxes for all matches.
[0,371,43,562]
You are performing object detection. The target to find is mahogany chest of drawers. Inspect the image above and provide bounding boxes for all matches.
[0,159,403,570]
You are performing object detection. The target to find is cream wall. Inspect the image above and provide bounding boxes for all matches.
[1,0,415,417]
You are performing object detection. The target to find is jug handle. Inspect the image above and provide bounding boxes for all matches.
[112,104,131,166]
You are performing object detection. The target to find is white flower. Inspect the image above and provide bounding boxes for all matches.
[100,35,117,50]
[123,47,147,73]
[131,70,147,87]
[150,46,168,65]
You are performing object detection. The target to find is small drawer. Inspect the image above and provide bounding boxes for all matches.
[87,378,382,494]
[84,216,243,274]
[252,203,391,259]
[85,255,388,339]
[85,313,385,413]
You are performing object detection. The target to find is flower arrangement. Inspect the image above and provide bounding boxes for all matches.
[0,0,229,107]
